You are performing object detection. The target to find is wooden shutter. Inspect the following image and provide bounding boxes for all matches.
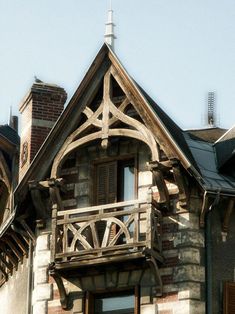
[96,161,117,205]
[224,282,235,314]
[95,161,117,244]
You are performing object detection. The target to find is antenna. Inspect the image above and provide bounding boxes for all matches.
[207,91,216,127]
[104,1,116,50]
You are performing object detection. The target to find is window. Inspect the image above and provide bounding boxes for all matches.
[93,157,136,245]
[94,158,136,206]
[86,289,139,314]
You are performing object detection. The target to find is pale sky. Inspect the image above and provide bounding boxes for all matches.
[0,0,235,131]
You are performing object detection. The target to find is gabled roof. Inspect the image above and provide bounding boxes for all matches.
[15,43,202,202]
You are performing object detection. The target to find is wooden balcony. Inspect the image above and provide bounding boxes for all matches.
[51,199,163,271]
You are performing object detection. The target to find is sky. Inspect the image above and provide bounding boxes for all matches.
[0,0,235,131]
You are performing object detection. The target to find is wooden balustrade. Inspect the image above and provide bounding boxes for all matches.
[52,199,162,268]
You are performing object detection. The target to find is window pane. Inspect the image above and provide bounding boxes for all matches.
[94,294,134,314]
[123,165,135,201]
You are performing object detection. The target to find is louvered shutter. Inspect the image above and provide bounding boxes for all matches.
[96,161,117,205]
[95,161,117,244]
[224,282,235,313]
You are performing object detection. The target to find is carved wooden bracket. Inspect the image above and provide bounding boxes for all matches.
[144,248,163,296]
[49,263,69,309]
[170,158,188,207]
[29,181,49,227]
[29,178,65,228]
[149,161,170,210]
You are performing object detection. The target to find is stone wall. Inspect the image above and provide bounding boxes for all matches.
[156,185,205,314]
[210,200,235,313]
[0,258,29,314]
[38,139,206,314]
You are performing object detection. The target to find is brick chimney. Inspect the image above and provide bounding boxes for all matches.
[19,82,67,180]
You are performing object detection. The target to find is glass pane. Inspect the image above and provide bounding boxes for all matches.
[95,294,134,314]
[123,165,134,201]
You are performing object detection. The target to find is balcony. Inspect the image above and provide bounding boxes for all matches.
[51,199,163,271]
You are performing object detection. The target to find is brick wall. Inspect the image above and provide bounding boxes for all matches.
[19,82,67,180]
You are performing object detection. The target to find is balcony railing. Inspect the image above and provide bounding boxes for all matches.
[51,199,162,269]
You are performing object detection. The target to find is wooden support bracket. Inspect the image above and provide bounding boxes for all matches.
[144,249,163,296]
[149,161,169,210]
[49,263,69,310]
[170,158,188,207]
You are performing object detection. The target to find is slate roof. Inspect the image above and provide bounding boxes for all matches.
[214,126,235,170]
[187,127,227,143]
[0,125,19,146]
[185,132,235,193]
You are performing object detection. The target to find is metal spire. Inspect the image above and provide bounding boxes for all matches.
[8,106,13,126]
[104,0,116,50]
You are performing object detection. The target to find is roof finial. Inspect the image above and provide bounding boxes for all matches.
[104,0,116,50]
[8,106,13,126]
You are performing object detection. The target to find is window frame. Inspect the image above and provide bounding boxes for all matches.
[85,286,140,314]
[92,154,138,206]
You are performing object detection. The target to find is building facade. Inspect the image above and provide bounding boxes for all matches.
[0,43,235,314]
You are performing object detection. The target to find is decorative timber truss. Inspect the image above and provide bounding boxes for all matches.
[51,66,159,177]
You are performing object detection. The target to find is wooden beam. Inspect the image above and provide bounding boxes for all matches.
[7,233,28,257]
[1,237,23,262]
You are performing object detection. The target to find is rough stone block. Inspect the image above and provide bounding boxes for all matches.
[78,165,89,180]
[178,213,199,230]
[178,282,201,300]
[173,300,205,314]
[173,265,204,283]
[178,248,200,264]
[34,267,48,285]
[73,297,83,313]
[141,304,158,314]
[138,170,152,186]
[33,301,47,314]
[36,234,50,252]
[173,231,204,248]
[33,283,52,302]
[74,182,89,197]
[35,251,50,268]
